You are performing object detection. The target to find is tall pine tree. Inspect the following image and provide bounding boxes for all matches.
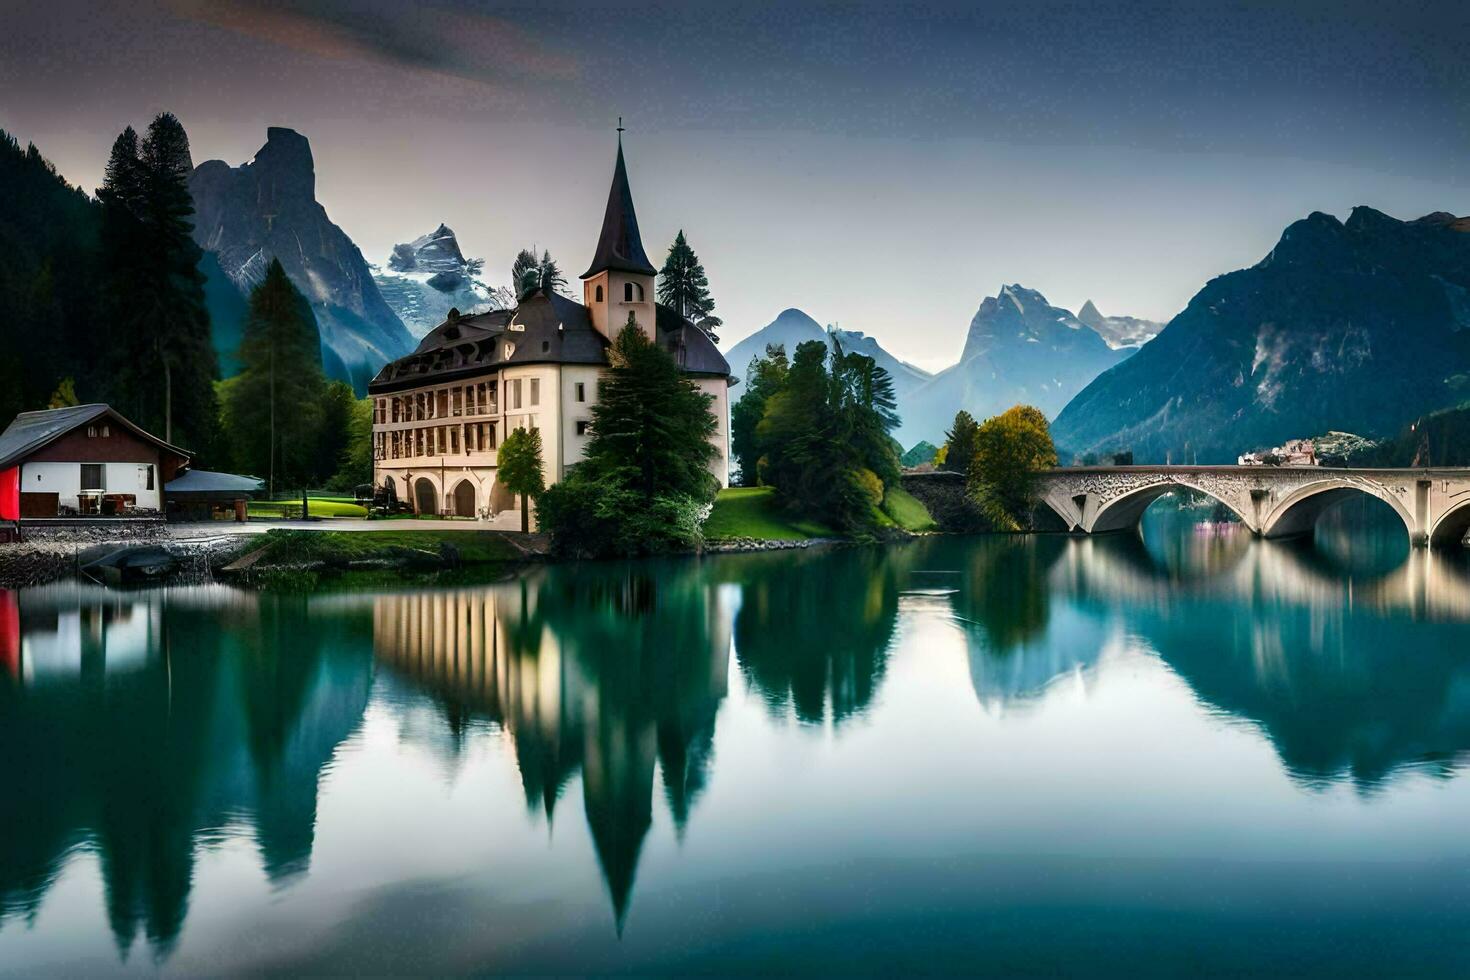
[104,113,220,457]
[223,259,326,495]
[657,230,718,342]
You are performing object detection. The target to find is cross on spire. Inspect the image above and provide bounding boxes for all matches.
[617,116,625,144]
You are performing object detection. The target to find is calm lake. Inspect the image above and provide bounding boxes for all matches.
[3,506,1470,975]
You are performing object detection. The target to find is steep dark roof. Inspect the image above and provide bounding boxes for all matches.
[368,293,609,394]
[0,404,190,471]
[369,297,733,393]
[581,141,657,279]
[656,304,734,378]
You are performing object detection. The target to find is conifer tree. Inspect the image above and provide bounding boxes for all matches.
[584,313,719,500]
[657,230,718,341]
[224,259,325,495]
[512,248,568,299]
[943,411,981,475]
[730,344,789,484]
[105,113,220,457]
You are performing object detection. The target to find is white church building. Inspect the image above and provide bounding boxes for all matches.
[367,138,732,521]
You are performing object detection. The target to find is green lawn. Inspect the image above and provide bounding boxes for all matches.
[249,499,368,519]
[880,486,937,532]
[704,487,835,540]
[253,529,522,565]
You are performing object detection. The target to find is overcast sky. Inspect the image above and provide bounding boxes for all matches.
[4,0,1468,370]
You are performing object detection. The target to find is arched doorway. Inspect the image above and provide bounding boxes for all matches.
[451,480,477,518]
[414,477,438,516]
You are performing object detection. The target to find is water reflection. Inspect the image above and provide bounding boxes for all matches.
[1,514,1469,968]
[0,583,372,959]
[371,562,731,927]
[729,548,904,725]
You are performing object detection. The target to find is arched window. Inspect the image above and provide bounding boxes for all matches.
[624,282,634,302]
[595,285,603,302]
[636,283,644,301]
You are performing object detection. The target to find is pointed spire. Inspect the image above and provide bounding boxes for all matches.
[581,127,656,279]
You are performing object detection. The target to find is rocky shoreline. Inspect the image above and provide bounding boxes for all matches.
[703,536,846,554]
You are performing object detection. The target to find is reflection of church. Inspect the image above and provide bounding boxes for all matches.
[371,568,732,925]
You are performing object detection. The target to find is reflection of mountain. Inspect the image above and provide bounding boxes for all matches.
[370,561,732,927]
[0,584,373,959]
[732,548,903,725]
[1138,598,1470,789]
[935,536,1111,711]
[1054,520,1470,788]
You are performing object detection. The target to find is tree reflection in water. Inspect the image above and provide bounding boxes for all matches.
[729,547,904,725]
[0,583,372,960]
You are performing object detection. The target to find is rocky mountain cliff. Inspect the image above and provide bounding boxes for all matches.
[894,285,1131,446]
[1051,208,1470,463]
[189,127,413,391]
[1077,300,1164,349]
[371,224,512,337]
[724,307,933,397]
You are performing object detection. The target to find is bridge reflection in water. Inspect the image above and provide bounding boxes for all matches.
[2,525,1469,964]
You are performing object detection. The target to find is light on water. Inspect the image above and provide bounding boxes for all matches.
[2,512,1470,975]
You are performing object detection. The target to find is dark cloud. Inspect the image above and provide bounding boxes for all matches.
[167,0,580,88]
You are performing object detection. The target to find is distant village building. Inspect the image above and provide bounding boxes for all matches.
[1239,438,1318,467]
[0,404,260,529]
[367,138,733,520]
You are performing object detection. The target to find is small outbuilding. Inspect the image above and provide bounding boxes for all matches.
[0,404,189,520]
[164,469,264,522]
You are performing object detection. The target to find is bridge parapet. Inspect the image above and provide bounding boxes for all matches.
[1036,466,1470,548]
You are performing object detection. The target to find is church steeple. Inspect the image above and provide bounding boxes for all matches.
[581,129,656,279]
[583,124,658,342]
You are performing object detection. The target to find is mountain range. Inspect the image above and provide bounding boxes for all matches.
[893,285,1135,445]
[1052,207,1470,462]
[371,224,513,337]
[725,290,1144,448]
[724,308,934,400]
[189,127,415,392]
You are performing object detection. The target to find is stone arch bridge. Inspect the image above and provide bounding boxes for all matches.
[1036,466,1470,548]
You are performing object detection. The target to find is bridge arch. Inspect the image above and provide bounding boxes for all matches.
[1260,480,1415,541]
[1086,480,1254,535]
[1429,499,1470,549]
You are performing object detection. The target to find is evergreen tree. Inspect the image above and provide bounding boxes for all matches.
[730,345,789,485]
[106,113,220,457]
[584,313,719,501]
[538,314,719,556]
[223,259,325,495]
[0,131,102,422]
[755,340,903,533]
[657,230,718,342]
[512,248,568,300]
[497,426,546,533]
[943,411,981,475]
